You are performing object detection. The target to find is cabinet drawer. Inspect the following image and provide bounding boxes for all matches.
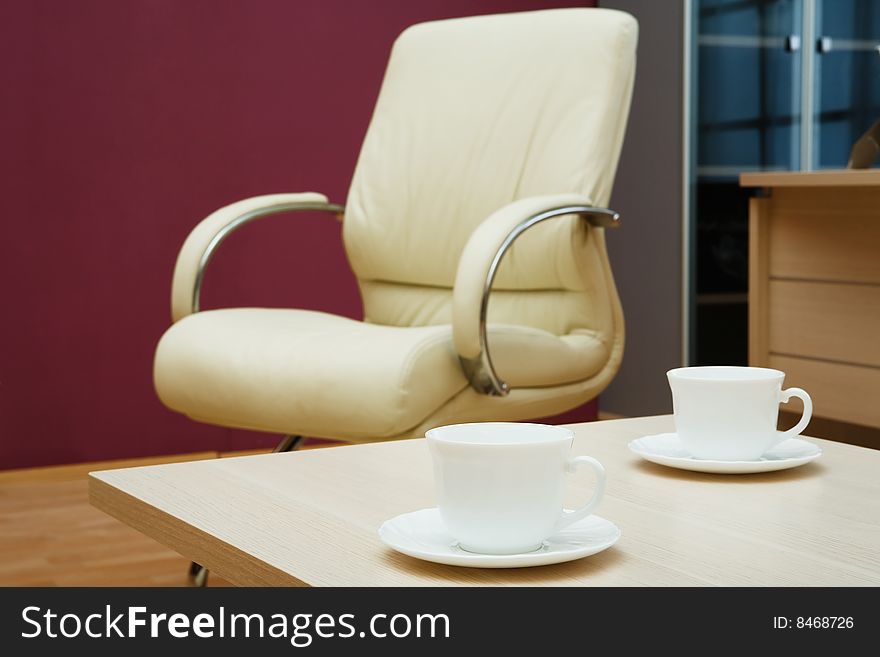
[768,280,880,367]
[769,355,880,428]
[768,188,880,284]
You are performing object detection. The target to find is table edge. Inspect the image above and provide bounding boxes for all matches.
[88,473,308,587]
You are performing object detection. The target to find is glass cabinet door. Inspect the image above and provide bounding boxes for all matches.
[697,0,803,177]
[693,0,803,366]
[813,0,880,168]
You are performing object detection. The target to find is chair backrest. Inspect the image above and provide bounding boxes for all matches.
[343,8,637,337]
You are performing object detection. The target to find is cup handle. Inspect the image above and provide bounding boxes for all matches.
[778,387,813,442]
[554,455,606,532]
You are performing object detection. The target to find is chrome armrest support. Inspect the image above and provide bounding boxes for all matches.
[459,205,620,397]
[188,201,344,316]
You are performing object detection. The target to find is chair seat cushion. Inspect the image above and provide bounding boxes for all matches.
[154,309,609,440]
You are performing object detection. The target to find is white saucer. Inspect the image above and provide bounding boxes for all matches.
[379,508,620,568]
[628,432,822,474]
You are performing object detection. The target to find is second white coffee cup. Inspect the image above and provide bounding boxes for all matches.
[426,422,605,555]
[668,366,812,461]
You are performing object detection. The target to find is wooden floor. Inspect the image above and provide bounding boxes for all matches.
[0,446,333,587]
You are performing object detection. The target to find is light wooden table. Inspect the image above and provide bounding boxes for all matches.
[740,169,880,430]
[89,416,880,586]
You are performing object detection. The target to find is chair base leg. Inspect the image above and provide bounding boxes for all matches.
[187,435,305,586]
[273,435,305,453]
[188,561,209,587]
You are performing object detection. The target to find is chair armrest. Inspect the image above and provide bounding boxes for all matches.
[170,193,345,322]
[452,194,620,396]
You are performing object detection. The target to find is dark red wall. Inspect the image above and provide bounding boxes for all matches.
[0,0,596,470]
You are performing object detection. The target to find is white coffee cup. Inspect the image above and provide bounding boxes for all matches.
[425,422,605,555]
[667,366,813,461]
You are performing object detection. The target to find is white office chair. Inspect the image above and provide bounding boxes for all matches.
[155,8,637,457]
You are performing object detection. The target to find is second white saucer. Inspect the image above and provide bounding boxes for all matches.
[379,507,620,568]
[629,432,821,474]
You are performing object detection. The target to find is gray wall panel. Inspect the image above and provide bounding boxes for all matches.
[599,0,685,416]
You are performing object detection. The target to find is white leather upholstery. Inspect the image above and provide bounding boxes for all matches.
[345,9,636,328]
[453,193,600,359]
[154,308,612,440]
[154,8,637,442]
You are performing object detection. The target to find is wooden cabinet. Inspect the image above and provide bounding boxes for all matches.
[741,170,880,429]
